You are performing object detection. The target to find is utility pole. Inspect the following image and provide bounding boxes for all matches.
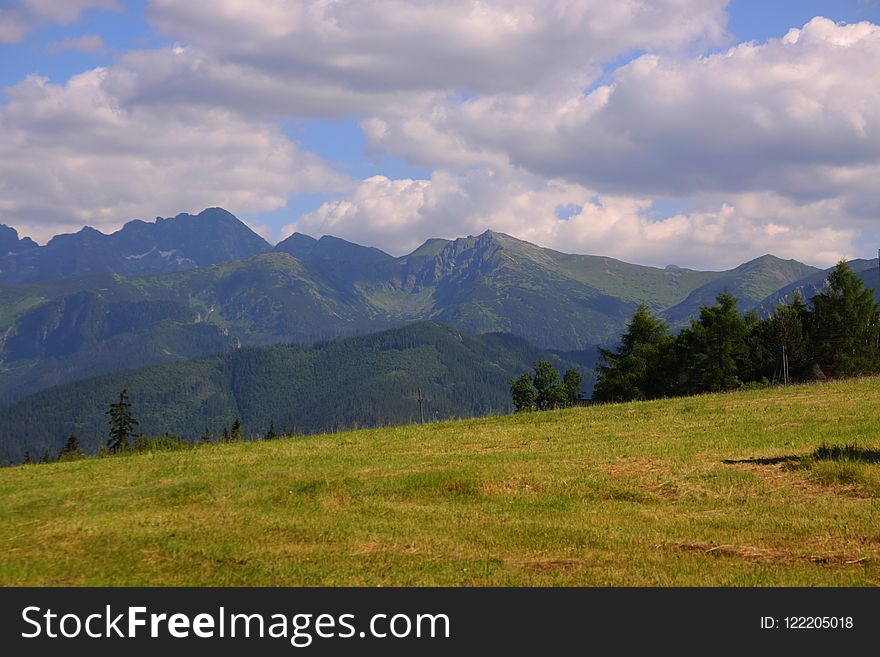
[417,388,425,425]
[781,344,790,386]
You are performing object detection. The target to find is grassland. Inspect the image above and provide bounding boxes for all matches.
[2,378,880,586]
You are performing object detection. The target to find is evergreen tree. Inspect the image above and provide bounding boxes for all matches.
[562,369,583,405]
[23,451,33,464]
[230,418,243,442]
[221,426,230,443]
[810,260,879,376]
[201,427,213,445]
[40,448,51,463]
[532,361,567,410]
[58,431,82,460]
[265,421,277,440]
[677,292,750,393]
[593,304,675,402]
[748,294,815,384]
[509,374,536,412]
[106,389,138,453]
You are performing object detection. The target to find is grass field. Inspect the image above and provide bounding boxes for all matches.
[2,379,880,586]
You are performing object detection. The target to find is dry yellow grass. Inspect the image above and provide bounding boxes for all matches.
[2,378,880,586]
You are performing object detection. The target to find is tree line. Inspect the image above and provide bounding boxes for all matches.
[592,261,879,402]
[16,389,285,466]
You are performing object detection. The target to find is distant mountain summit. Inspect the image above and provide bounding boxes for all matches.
[660,254,821,326]
[0,208,272,283]
[0,225,38,255]
[275,232,392,263]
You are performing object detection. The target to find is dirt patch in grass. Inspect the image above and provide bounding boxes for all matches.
[671,541,869,567]
[352,539,424,557]
[508,558,584,573]
[214,556,248,567]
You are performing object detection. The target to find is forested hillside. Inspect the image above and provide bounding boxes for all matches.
[0,323,590,463]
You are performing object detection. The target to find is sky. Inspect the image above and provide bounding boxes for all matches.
[1,1,879,269]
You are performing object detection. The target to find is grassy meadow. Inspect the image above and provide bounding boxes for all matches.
[2,378,880,586]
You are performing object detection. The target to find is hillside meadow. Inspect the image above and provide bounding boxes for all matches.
[2,378,880,586]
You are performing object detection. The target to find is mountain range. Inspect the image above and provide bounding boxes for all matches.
[0,208,271,283]
[1,206,876,460]
[0,208,834,405]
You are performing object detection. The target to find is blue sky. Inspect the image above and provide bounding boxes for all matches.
[1,1,879,268]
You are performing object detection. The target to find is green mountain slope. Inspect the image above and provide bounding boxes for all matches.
[753,259,880,315]
[661,255,821,326]
[0,322,589,463]
[0,253,396,403]
[0,210,824,403]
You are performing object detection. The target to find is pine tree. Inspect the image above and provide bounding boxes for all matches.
[593,304,675,402]
[40,448,51,463]
[201,427,213,445]
[231,418,243,442]
[106,389,138,454]
[265,421,277,440]
[23,451,33,464]
[221,426,230,443]
[677,292,750,393]
[811,260,879,376]
[58,432,82,460]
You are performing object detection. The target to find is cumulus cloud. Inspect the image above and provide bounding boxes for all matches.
[291,167,858,268]
[331,17,880,265]
[0,0,119,43]
[136,0,728,115]
[103,45,444,119]
[0,69,351,242]
[367,18,880,198]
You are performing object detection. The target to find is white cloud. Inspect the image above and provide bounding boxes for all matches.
[367,18,880,198]
[341,17,880,265]
[291,167,858,269]
[0,0,119,43]
[0,10,29,43]
[137,0,729,115]
[0,70,351,242]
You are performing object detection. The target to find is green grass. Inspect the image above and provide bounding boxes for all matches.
[2,378,880,586]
